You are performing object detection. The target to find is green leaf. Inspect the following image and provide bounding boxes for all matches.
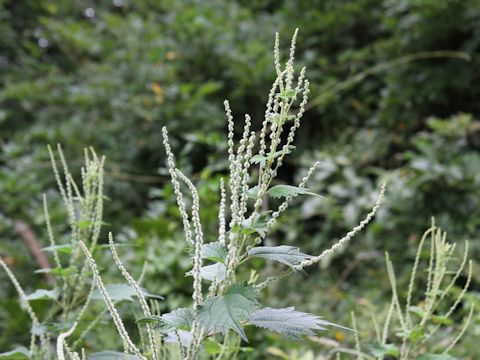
[92,284,163,302]
[0,347,29,359]
[408,306,425,318]
[89,352,141,359]
[201,242,228,264]
[241,212,271,238]
[186,263,226,282]
[267,185,322,199]
[246,185,260,199]
[138,307,194,333]
[197,283,258,341]
[25,288,59,301]
[369,342,400,357]
[248,246,312,269]
[203,340,222,355]
[164,330,193,347]
[249,307,337,340]
[35,267,75,277]
[250,155,267,165]
[276,89,296,100]
[42,244,73,254]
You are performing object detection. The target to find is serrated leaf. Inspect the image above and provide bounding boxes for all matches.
[164,330,193,347]
[248,246,312,269]
[241,212,271,238]
[0,347,29,359]
[25,288,59,301]
[202,242,228,263]
[197,283,258,341]
[267,185,322,199]
[250,155,267,165]
[138,307,194,333]
[92,284,163,302]
[89,352,140,359]
[249,307,337,340]
[369,342,400,357]
[186,263,226,282]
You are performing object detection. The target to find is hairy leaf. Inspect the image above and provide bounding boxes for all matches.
[267,185,322,199]
[248,246,312,269]
[92,284,163,302]
[197,283,258,341]
[138,307,194,334]
[164,330,193,347]
[202,242,228,263]
[186,263,226,282]
[249,307,337,340]
[240,212,271,237]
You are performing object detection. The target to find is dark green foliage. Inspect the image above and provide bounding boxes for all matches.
[0,0,479,357]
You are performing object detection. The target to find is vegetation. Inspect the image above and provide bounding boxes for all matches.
[0,1,479,359]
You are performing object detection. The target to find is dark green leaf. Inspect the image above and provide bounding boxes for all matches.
[197,283,258,341]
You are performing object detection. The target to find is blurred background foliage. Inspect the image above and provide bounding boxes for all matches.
[0,0,479,358]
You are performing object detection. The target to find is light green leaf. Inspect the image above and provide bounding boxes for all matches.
[201,242,228,264]
[369,342,400,357]
[240,212,271,238]
[267,185,322,199]
[249,307,337,340]
[248,246,312,269]
[92,284,163,302]
[42,244,73,254]
[197,283,258,341]
[186,262,226,282]
[0,347,29,359]
[164,330,193,347]
[34,267,75,277]
[138,307,194,333]
[250,155,267,165]
[246,185,260,199]
[203,340,222,355]
[25,288,59,301]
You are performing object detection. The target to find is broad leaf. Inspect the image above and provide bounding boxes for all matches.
[197,283,258,341]
[25,288,59,301]
[241,212,270,238]
[89,352,141,359]
[0,347,29,359]
[186,263,226,282]
[248,246,312,269]
[138,308,194,333]
[164,330,193,347]
[201,242,228,263]
[92,284,163,302]
[249,307,337,340]
[267,185,322,199]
